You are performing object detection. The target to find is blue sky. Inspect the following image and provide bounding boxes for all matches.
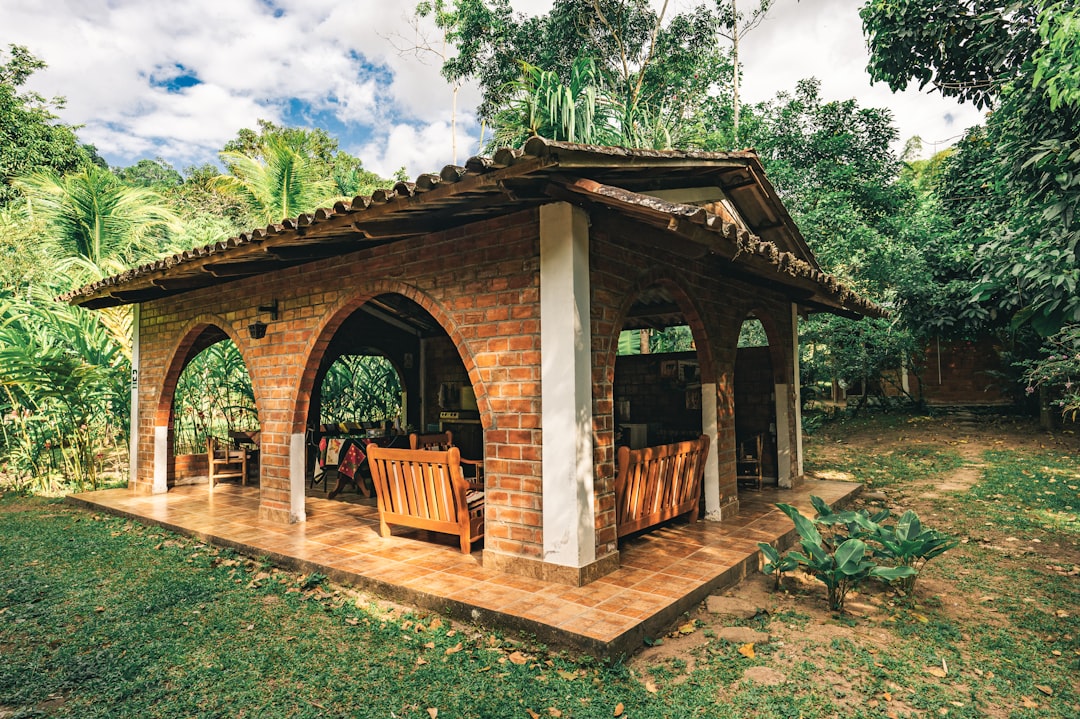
[2,0,982,178]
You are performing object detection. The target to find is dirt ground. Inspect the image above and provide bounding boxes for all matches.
[628,411,1080,715]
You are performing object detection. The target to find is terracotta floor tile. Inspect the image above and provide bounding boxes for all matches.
[68,479,860,654]
[594,588,672,620]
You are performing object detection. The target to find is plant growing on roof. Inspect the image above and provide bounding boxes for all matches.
[776,502,914,612]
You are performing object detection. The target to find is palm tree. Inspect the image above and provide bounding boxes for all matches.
[14,165,178,279]
[215,136,338,225]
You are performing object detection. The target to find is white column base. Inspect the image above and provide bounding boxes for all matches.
[289,432,307,523]
[153,425,168,494]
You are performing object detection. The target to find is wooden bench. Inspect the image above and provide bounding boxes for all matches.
[366,445,483,554]
[614,434,710,538]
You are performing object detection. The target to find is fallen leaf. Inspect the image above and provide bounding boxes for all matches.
[526,710,540,719]
[427,708,438,719]
[645,678,659,694]
[246,624,255,631]
[926,667,948,678]
[678,621,696,635]
[429,617,443,631]
[94,606,106,613]
[444,643,463,655]
[548,709,562,717]
[883,692,892,702]
[416,657,428,666]
[1036,685,1053,696]
[614,702,625,717]
[557,670,578,681]
[1021,696,1039,709]
[345,617,359,626]
[509,651,528,665]
[738,643,755,659]
[424,642,435,649]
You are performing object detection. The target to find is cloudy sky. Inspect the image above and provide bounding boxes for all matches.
[2,0,983,178]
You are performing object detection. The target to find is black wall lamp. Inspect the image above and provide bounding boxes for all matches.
[248,300,279,340]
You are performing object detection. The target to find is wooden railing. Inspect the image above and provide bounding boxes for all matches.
[614,435,710,538]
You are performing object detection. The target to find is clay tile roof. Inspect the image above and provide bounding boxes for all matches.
[57,138,882,319]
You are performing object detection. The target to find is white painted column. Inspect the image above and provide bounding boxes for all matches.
[775,384,792,488]
[792,304,804,477]
[289,432,307,523]
[540,202,596,569]
[700,382,722,520]
[153,425,168,494]
[129,304,140,487]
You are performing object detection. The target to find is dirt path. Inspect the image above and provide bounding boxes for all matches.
[628,411,1080,709]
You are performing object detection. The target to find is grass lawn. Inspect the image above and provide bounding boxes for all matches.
[2,411,1078,718]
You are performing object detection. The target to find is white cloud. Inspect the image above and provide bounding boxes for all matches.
[738,0,983,156]
[357,117,483,179]
[1,0,985,176]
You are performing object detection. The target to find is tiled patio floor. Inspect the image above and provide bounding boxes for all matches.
[68,479,860,655]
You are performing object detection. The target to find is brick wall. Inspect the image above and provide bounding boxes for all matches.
[134,202,803,572]
[136,209,544,551]
[589,213,797,559]
[910,337,1012,405]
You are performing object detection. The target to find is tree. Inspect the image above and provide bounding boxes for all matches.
[14,165,179,279]
[716,0,776,144]
[216,123,389,225]
[0,288,129,490]
[215,135,338,226]
[114,158,183,190]
[420,0,731,148]
[743,80,957,403]
[0,45,95,207]
[860,0,1080,336]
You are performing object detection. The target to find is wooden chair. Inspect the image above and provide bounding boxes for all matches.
[736,434,764,491]
[409,431,484,484]
[367,445,483,554]
[207,436,248,489]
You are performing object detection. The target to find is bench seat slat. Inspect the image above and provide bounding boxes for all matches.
[614,435,710,539]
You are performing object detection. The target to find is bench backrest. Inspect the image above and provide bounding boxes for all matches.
[614,434,710,537]
[367,445,469,523]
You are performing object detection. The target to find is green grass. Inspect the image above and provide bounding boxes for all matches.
[3,414,1080,718]
[967,449,1080,535]
[807,443,966,488]
[0,496,651,719]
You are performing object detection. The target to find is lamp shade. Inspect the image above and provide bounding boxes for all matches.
[247,321,267,340]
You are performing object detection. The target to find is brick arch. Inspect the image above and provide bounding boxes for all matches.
[290,281,491,435]
[603,268,716,385]
[735,305,790,383]
[154,314,259,427]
